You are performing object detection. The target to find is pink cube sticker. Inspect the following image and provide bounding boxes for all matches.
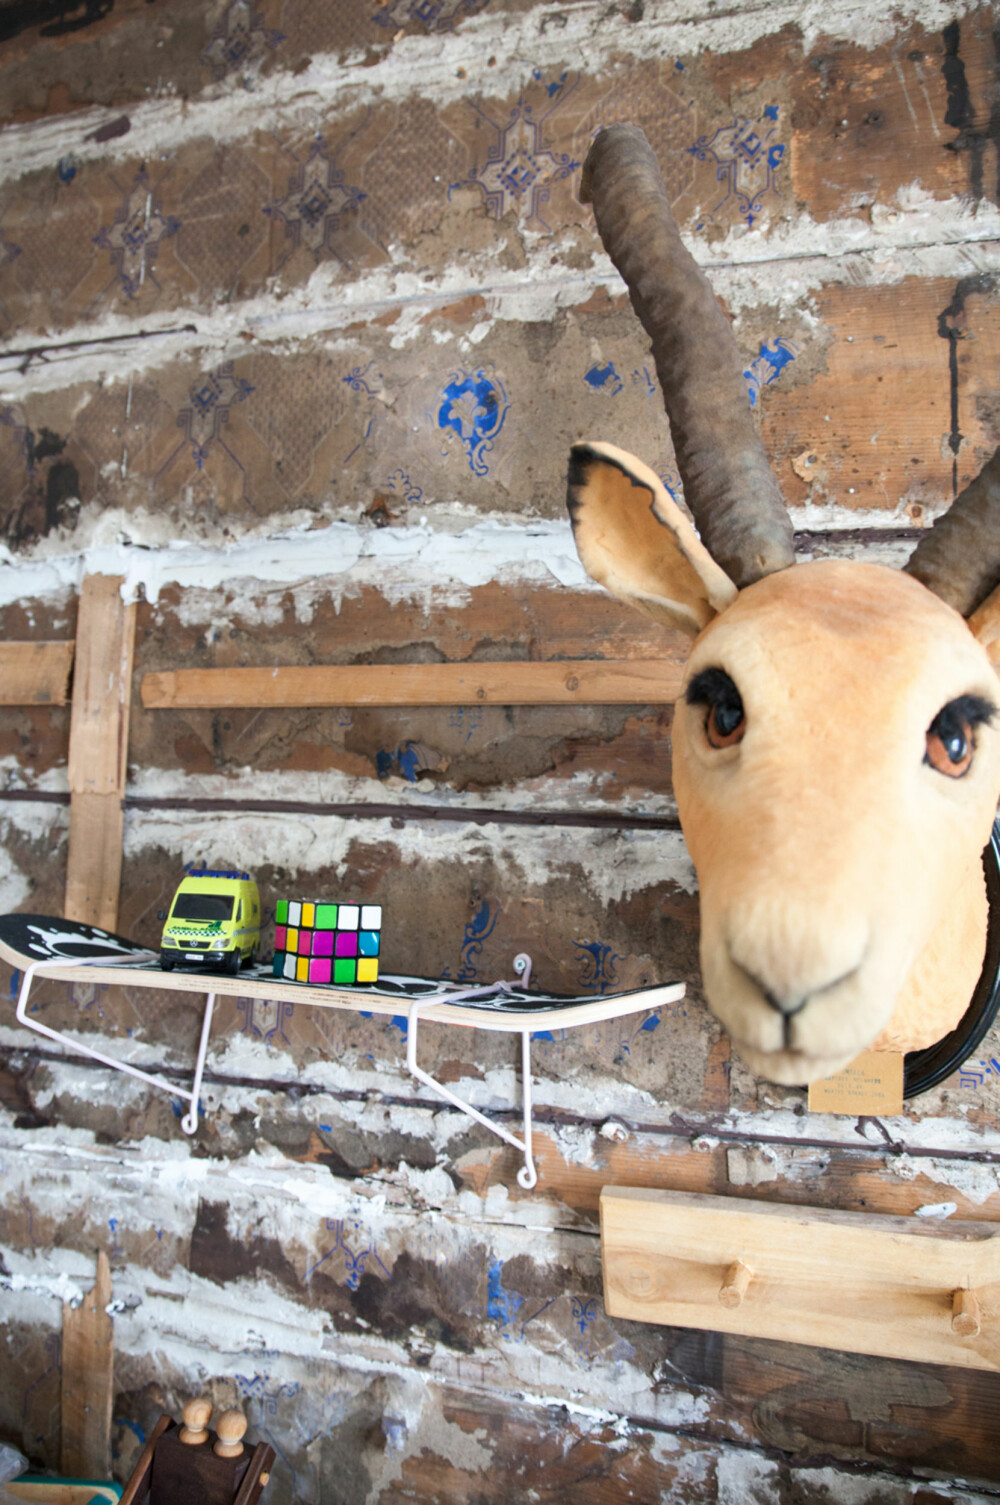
[309,957,332,984]
[299,930,311,956]
[274,925,286,949]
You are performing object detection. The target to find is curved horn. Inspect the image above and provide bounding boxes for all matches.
[580,124,795,589]
[903,447,1000,616]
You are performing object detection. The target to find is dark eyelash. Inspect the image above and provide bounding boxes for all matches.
[930,695,998,740]
[686,667,740,708]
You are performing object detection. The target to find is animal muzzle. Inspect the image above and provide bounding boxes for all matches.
[700,898,892,1083]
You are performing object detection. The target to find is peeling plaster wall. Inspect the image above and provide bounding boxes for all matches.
[1,1,1000,1501]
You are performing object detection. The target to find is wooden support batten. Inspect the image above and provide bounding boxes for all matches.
[64,575,136,930]
[0,641,74,705]
[141,658,687,709]
[60,1250,113,1479]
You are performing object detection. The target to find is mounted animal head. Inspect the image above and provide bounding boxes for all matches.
[568,125,1000,1085]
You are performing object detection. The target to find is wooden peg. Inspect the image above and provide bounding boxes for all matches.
[214,1408,248,1459]
[952,1288,982,1338]
[719,1259,753,1309]
[179,1396,213,1445]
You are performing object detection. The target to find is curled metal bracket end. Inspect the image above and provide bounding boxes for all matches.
[512,952,533,989]
[517,1159,538,1191]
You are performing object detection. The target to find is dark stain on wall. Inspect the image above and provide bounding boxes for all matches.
[938,273,996,494]
[45,460,80,519]
[189,1198,300,1291]
[352,1251,480,1354]
[1,459,81,548]
[0,0,115,45]
[84,112,131,142]
[942,19,1000,206]
[942,21,974,129]
[24,429,66,467]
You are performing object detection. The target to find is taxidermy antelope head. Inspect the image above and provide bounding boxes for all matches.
[569,126,1000,1085]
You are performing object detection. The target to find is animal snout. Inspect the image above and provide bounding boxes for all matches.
[724,901,870,1020]
[733,963,860,1020]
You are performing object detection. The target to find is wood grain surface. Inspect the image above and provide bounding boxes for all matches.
[601,1187,1000,1370]
[64,576,135,930]
[0,641,73,706]
[59,1250,112,1479]
[140,659,688,710]
[1,2,1000,1502]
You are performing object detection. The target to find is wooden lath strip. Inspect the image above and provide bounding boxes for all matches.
[0,640,74,705]
[60,1249,113,1478]
[141,659,687,709]
[67,576,135,798]
[65,575,136,929]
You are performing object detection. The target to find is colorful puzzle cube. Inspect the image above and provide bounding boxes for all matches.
[272,899,382,986]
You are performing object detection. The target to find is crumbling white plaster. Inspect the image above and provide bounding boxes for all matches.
[2,232,998,402]
[0,513,593,612]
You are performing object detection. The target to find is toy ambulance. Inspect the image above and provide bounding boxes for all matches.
[160,870,260,974]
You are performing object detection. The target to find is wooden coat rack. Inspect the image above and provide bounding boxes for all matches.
[601,1187,1000,1370]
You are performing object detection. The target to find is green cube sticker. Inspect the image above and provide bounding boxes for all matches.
[276,899,288,924]
[316,903,338,928]
[334,957,356,985]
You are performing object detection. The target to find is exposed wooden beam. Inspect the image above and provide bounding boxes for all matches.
[60,1250,113,1479]
[141,658,687,710]
[65,575,136,929]
[0,641,74,705]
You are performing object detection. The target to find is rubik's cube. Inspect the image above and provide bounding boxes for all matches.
[272,900,382,985]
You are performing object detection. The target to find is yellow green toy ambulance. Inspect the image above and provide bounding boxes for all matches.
[160,870,260,974]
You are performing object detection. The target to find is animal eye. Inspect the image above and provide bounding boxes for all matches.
[925,695,997,779]
[687,667,746,749]
[926,723,971,776]
[707,703,746,748]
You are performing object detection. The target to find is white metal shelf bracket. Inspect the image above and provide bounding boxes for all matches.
[405,953,538,1190]
[15,953,215,1136]
[8,944,671,1191]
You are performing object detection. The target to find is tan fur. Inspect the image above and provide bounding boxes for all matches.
[672,562,1000,1082]
[568,445,1000,1085]
[872,858,987,1052]
[969,582,1000,671]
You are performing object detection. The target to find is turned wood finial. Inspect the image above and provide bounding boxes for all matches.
[952,1287,982,1338]
[213,1409,248,1459]
[719,1259,753,1309]
[179,1397,213,1445]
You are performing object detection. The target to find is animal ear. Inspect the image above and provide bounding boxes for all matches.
[567,441,738,635]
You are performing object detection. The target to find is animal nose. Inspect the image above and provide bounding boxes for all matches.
[747,970,858,1017]
[758,982,809,1017]
[725,903,869,1018]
